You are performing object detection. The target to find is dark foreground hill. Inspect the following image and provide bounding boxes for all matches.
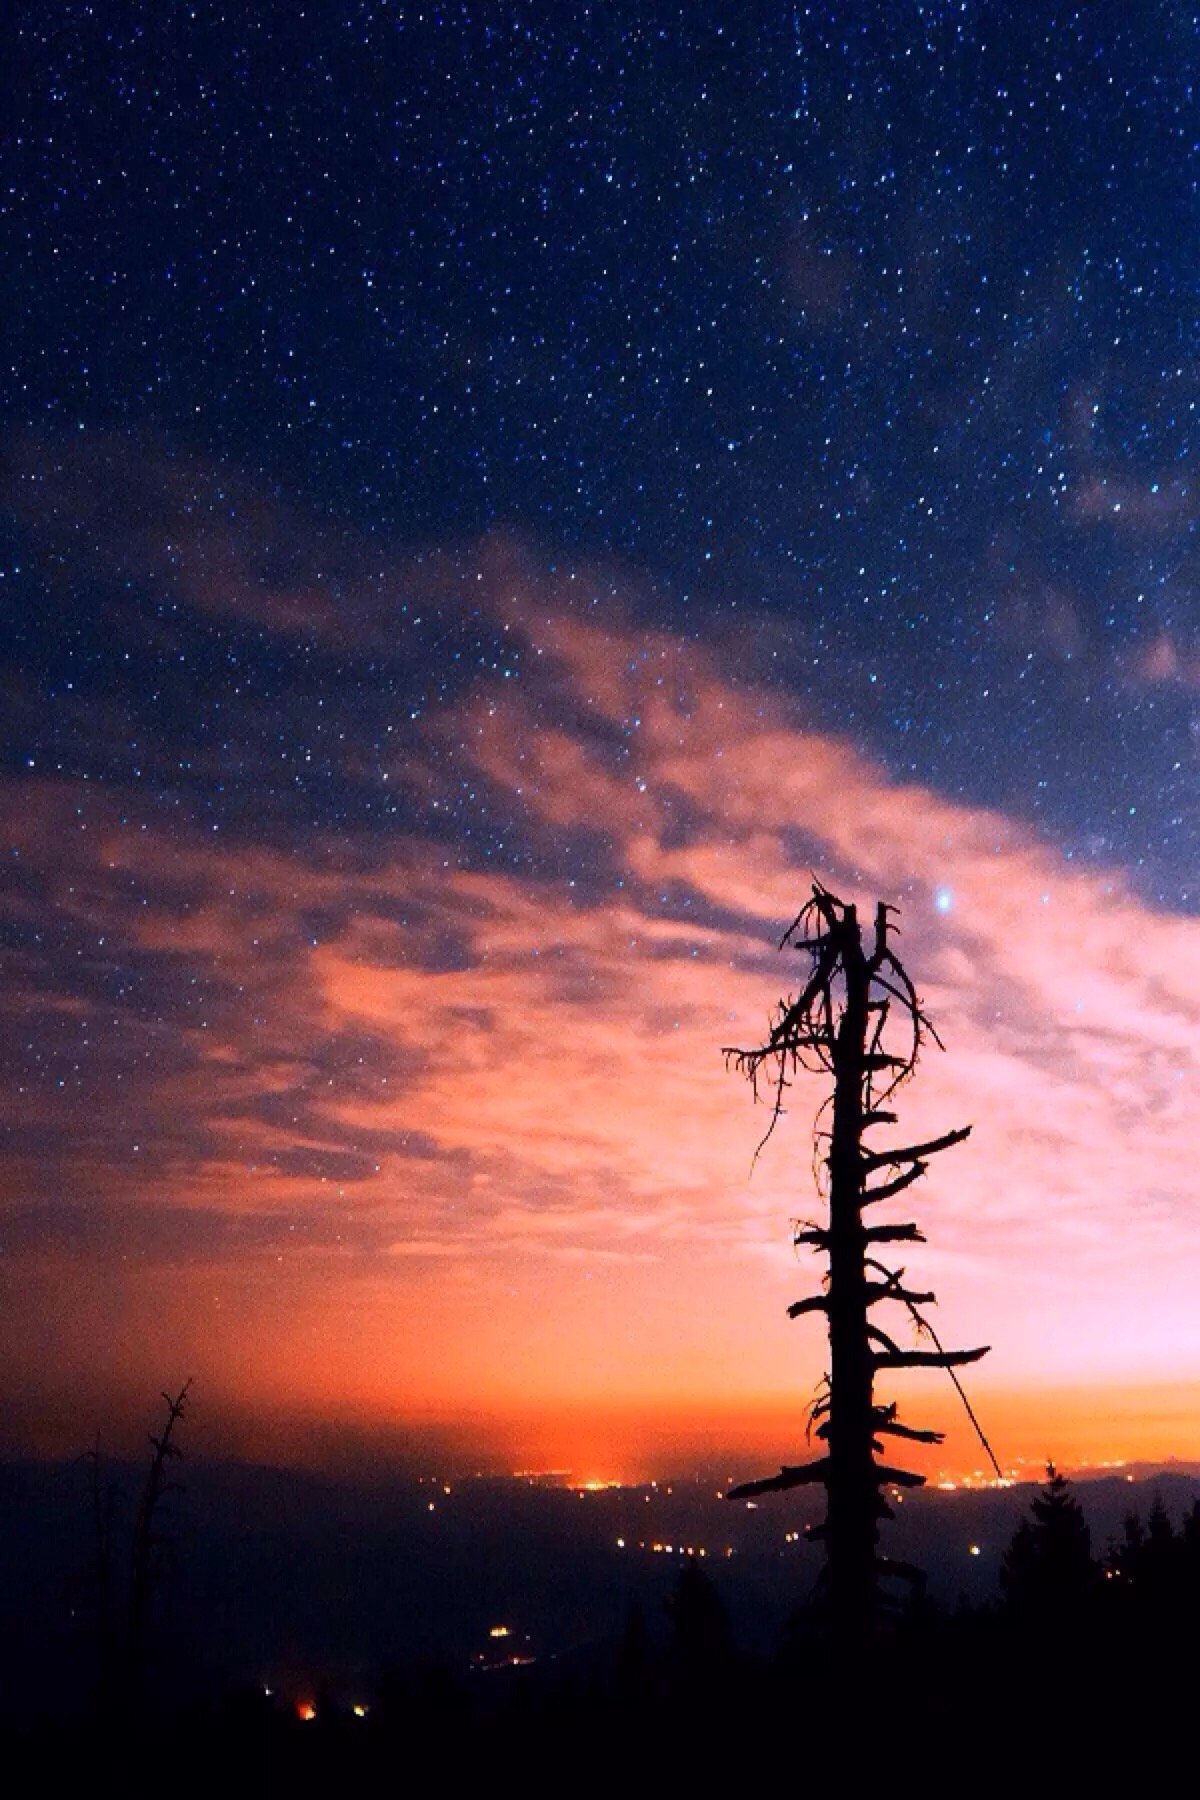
[2,1588,1194,1797]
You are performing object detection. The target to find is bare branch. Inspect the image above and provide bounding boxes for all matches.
[864,1222,926,1244]
[863,1125,972,1172]
[875,1418,944,1444]
[875,1465,927,1488]
[862,1162,928,1204]
[725,1458,830,1501]
[793,1224,831,1250]
[866,1324,904,1357]
[873,1345,989,1370]
[787,1294,830,1319]
[864,1280,937,1307]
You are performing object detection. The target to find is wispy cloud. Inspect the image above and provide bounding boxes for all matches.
[3,442,1200,1461]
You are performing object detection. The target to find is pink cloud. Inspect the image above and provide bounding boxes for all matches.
[4,448,1200,1468]
[1127,631,1200,690]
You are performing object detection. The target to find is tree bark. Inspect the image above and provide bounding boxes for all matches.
[825,903,877,1652]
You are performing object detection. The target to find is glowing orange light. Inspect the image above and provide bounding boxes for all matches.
[296,1702,316,1722]
[488,1625,511,1639]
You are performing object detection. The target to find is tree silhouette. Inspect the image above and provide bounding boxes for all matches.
[723,883,990,1649]
[126,1379,192,1705]
[667,1561,734,1695]
[1001,1463,1096,1621]
[1109,1506,1146,1585]
[1107,1493,1182,1622]
[615,1601,653,1711]
[1143,1493,1180,1588]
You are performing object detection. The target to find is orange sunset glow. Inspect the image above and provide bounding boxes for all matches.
[3,464,1198,1482]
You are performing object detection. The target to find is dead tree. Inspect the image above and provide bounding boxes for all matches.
[126,1379,192,1703]
[724,884,989,1649]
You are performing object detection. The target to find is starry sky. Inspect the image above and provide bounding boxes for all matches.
[2,2,1199,1477]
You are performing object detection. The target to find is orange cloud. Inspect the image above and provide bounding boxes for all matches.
[3,451,1200,1475]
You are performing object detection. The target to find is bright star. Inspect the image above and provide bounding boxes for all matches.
[934,887,953,914]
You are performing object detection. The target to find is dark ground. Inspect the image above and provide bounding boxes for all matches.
[1,1458,1195,1790]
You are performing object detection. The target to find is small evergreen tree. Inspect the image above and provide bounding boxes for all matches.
[1179,1499,1200,1613]
[1183,1498,1200,1560]
[1106,1510,1145,1589]
[1001,1463,1096,1622]
[1143,1494,1179,1587]
[1109,1495,1182,1624]
[667,1562,734,1694]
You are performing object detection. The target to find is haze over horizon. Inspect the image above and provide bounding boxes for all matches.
[3,3,1199,1481]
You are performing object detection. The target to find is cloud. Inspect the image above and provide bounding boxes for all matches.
[1070,471,1195,531]
[3,441,1200,1461]
[1128,632,1200,691]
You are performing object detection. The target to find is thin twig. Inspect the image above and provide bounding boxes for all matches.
[905,1303,1002,1481]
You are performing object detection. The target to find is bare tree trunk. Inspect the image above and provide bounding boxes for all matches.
[825,905,875,1648]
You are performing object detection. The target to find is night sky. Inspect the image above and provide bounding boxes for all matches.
[3,3,1199,1477]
